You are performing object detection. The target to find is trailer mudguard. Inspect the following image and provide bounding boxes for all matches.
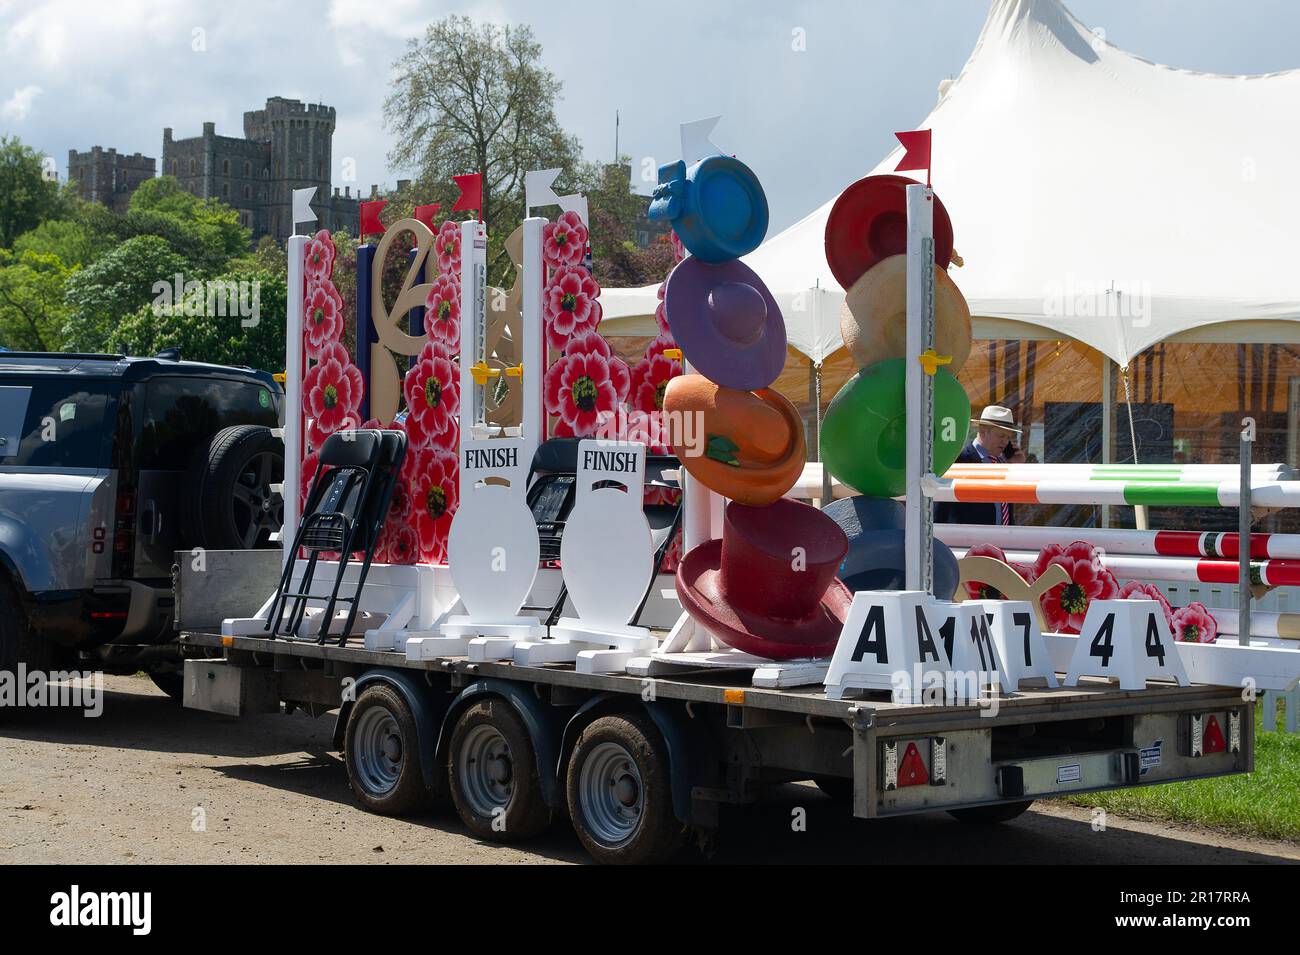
[437,679,566,809]
[558,693,696,825]
[333,667,446,792]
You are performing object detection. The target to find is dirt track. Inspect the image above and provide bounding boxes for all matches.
[1,674,1297,865]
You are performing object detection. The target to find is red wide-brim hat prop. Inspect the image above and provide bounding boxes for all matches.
[676,499,852,660]
[824,174,954,290]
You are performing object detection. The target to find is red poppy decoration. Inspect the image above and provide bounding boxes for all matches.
[1033,541,1119,634]
[409,446,460,564]
[629,340,681,414]
[303,280,345,358]
[403,341,461,443]
[304,343,364,439]
[544,265,601,350]
[542,210,588,269]
[434,220,461,275]
[1118,580,1175,631]
[304,229,336,286]
[1171,601,1218,643]
[424,273,461,351]
[378,523,419,565]
[543,349,623,437]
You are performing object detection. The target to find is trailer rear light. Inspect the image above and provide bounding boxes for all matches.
[880,738,946,791]
[1186,712,1233,757]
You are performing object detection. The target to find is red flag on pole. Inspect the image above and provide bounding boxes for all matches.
[452,173,483,220]
[359,199,388,238]
[894,129,932,185]
[413,203,441,230]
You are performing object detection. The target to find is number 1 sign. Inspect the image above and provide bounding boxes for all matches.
[967,599,1059,689]
[1064,599,1190,689]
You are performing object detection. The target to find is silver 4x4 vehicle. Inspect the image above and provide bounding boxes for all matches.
[0,351,284,699]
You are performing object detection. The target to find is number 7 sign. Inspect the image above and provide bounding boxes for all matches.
[969,599,1060,689]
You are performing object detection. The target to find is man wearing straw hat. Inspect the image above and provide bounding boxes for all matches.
[934,405,1021,526]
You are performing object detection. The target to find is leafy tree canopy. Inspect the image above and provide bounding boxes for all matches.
[0,248,75,351]
[109,267,287,372]
[62,235,188,352]
[0,136,66,248]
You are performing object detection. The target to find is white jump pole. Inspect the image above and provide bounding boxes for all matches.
[282,234,306,570]
[520,217,544,459]
[903,183,935,592]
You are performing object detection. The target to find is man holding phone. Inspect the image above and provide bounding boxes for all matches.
[934,405,1022,526]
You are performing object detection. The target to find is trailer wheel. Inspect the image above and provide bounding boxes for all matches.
[344,684,428,816]
[448,699,551,841]
[948,800,1034,824]
[566,713,685,865]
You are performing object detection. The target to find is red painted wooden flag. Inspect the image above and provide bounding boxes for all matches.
[452,173,482,219]
[894,129,932,184]
[359,199,388,237]
[413,203,441,230]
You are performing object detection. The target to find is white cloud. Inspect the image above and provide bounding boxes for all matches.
[2,84,42,120]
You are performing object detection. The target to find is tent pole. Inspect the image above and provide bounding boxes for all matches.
[1101,357,1112,528]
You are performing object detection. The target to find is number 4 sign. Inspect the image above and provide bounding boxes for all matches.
[1064,599,1190,689]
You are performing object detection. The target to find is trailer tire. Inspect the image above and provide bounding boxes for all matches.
[344,684,428,816]
[566,712,685,865]
[948,800,1034,824]
[448,699,551,841]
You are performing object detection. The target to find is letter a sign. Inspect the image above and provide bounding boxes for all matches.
[824,591,952,701]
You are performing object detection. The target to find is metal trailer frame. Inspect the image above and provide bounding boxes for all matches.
[175,550,1253,846]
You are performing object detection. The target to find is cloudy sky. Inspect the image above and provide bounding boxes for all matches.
[2,0,1297,232]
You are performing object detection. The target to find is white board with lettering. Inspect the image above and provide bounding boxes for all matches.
[968,599,1059,689]
[930,600,1009,702]
[824,591,952,702]
[445,437,539,623]
[1064,598,1190,690]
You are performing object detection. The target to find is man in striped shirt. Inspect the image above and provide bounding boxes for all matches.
[935,405,1021,526]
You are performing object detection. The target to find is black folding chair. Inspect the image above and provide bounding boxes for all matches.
[265,428,408,645]
[519,437,684,626]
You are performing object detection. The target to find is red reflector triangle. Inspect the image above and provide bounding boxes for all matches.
[899,741,930,787]
[1203,715,1226,754]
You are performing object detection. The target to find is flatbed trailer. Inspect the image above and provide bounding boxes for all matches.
[177,618,1252,864]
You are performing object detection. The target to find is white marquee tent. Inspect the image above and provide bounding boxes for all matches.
[598,0,1300,369]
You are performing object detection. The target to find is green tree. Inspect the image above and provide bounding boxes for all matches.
[0,248,74,351]
[109,268,287,372]
[12,217,108,269]
[0,136,64,247]
[126,176,249,273]
[384,16,582,282]
[62,235,187,352]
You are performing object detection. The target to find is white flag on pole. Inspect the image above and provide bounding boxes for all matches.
[680,116,723,165]
[524,168,562,212]
[292,187,317,234]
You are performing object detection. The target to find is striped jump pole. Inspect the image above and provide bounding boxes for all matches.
[949,547,1300,588]
[936,524,1300,560]
[925,475,1300,509]
[943,463,1288,480]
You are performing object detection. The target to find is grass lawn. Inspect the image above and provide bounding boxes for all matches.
[1062,698,1300,842]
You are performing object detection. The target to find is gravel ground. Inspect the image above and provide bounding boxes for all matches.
[1,675,1297,865]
